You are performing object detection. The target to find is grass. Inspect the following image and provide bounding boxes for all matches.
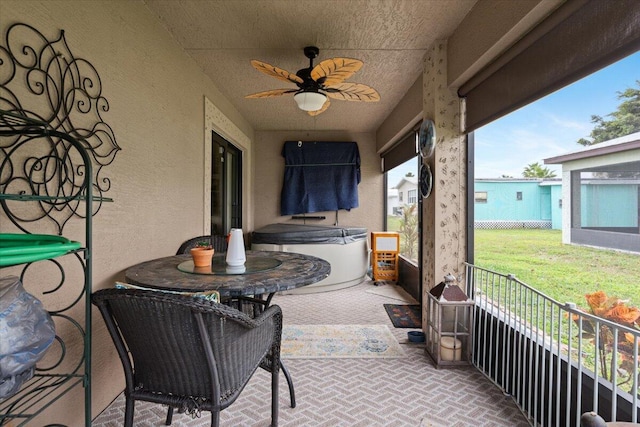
[474,229,640,308]
[386,216,401,231]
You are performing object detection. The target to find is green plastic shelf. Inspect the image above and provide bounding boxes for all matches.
[0,233,81,267]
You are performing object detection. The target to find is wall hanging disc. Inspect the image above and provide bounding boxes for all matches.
[420,163,433,199]
[418,119,435,158]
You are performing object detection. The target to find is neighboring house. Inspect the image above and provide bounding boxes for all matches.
[545,132,640,253]
[387,188,399,216]
[389,171,636,251]
[393,177,418,214]
[474,179,562,229]
[388,177,564,229]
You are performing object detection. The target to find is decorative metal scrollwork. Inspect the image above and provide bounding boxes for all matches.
[0,23,120,234]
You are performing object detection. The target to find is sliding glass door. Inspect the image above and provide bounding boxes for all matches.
[211,131,242,236]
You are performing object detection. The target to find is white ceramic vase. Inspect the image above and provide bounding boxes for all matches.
[225,228,246,267]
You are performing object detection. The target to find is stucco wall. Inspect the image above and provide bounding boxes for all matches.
[0,1,253,424]
[252,131,384,237]
[421,41,467,307]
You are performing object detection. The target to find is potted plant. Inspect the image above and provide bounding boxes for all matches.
[190,241,214,267]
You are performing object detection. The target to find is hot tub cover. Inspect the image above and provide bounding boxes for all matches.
[252,223,367,245]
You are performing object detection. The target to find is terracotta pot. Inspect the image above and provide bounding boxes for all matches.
[190,247,214,267]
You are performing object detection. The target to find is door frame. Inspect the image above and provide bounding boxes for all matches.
[211,131,242,235]
[204,98,252,236]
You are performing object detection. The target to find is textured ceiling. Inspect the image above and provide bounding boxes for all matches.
[143,0,477,132]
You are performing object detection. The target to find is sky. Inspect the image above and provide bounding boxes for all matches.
[385,51,640,187]
[474,51,640,178]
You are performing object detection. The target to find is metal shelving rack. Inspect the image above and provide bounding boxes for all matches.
[0,110,98,426]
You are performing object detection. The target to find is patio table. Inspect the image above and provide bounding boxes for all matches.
[124,250,330,297]
[124,249,331,408]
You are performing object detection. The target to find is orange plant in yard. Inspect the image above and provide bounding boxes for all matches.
[573,291,640,387]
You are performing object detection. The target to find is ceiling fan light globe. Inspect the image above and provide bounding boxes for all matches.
[294,91,326,111]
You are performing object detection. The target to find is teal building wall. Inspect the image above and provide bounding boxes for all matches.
[474,180,637,231]
[550,184,563,229]
[474,180,562,229]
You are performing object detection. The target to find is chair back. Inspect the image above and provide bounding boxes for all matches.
[92,288,281,409]
[176,235,228,255]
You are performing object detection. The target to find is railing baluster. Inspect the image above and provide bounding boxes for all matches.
[576,316,583,427]
[511,274,516,399]
[594,319,600,415]
[633,334,638,423]
[541,299,548,426]
[496,277,508,391]
[533,294,544,426]
[566,304,572,427]
[526,287,533,418]
[555,307,562,427]
[548,303,555,427]
[489,271,495,380]
[517,277,523,406]
[506,275,513,395]
[611,330,618,421]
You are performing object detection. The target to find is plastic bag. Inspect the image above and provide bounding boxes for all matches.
[0,275,56,399]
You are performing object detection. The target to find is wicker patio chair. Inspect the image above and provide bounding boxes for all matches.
[91,288,282,427]
[175,234,297,408]
[176,235,228,255]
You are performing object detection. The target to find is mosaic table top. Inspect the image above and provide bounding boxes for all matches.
[124,250,331,297]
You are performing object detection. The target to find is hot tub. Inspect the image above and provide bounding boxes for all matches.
[251,223,369,294]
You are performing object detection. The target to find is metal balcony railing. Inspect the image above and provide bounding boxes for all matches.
[465,263,639,427]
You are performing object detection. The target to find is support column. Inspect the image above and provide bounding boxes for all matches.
[422,41,468,325]
[568,170,581,244]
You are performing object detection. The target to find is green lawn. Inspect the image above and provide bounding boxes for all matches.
[386,216,401,231]
[474,229,640,308]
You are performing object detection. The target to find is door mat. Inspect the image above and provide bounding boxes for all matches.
[281,324,405,358]
[383,304,422,328]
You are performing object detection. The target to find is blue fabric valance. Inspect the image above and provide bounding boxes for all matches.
[280,141,360,215]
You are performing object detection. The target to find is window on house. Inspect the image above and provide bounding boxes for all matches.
[516,191,523,201]
[475,191,488,203]
[408,189,417,204]
[399,192,403,202]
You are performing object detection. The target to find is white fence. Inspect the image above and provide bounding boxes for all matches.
[474,220,552,229]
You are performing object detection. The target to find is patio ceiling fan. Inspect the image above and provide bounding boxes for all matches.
[245,46,380,116]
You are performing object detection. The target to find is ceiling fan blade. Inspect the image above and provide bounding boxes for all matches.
[245,88,297,98]
[325,83,380,102]
[308,98,331,116]
[311,58,363,86]
[251,60,304,85]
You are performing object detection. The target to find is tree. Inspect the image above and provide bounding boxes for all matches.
[405,172,415,177]
[398,203,418,261]
[577,80,640,146]
[522,162,557,178]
